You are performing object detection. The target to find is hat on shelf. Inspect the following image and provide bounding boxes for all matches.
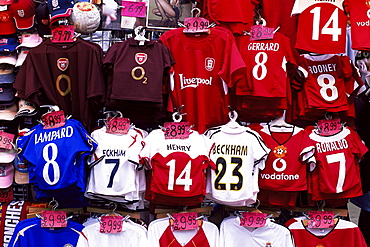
[0,84,16,103]
[0,162,14,188]
[15,47,29,67]
[0,73,14,84]
[9,0,36,30]
[0,0,13,5]
[16,33,42,49]
[35,2,51,37]
[0,103,17,120]
[15,99,37,117]
[0,52,17,65]
[0,36,18,52]
[14,154,28,184]
[0,147,16,164]
[48,0,74,24]
[0,10,16,35]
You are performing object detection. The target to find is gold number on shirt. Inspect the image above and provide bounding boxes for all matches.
[131,66,148,84]
[310,7,341,41]
[214,157,243,191]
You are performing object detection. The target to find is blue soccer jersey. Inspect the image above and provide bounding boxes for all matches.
[17,119,97,191]
[8,217,88,247]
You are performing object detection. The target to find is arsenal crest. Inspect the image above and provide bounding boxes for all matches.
[57,58,69,71]
[205,57,215,71]
[135,53,147,65]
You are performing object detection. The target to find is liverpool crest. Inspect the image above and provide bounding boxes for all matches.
[57,58,69,71]
[135,53,147,65]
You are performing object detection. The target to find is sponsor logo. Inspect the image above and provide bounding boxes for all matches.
[205,57,215,71]
[17,9,25,18]
[135,53,147,65]
[179,74,212,89]
[57,58,69,71]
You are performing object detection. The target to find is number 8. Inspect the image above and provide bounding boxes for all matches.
[42,143,60,185]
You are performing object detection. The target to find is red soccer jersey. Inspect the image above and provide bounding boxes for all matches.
[292,0,347,54]
[307,126,368,195]
[289,219,368,247]
[249,123,315,191]
[159,225,210,247]
[344,0,370,51]
[236,32,297,98]
[159,27,246,134]
[139,129,215,206]
[298,54,355,113]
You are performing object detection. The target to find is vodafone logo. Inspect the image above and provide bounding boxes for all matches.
[367,9,370,19]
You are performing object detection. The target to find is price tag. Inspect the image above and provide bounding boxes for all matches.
[183,17,209,33]
[308,211,335,228]
[0,132,14,150]
[164,122,190,139]
[41,110,66,129]
[249,25,274,41]
[51,25,75,43]
[41,211,67,228]
[317,118,342,136]
[106,117,130,135]
[120,1,146,18]
[240,212,267,228]
[99,215,124,233]
[0,187,13,203]
[172,212,198,231]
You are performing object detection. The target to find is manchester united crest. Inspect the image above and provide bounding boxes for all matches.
[273,145,287,158]
[366,1,370,8]
[205,57,215,71]
[57,58,69,71]
[316,244,324,247]
[135,53,147,65]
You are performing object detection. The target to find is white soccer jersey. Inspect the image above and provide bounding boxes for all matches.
[82,218,149,247]
[85,126,147,203]
[148,217,219,247]
[205,124,270,206]
[220,217,295,247]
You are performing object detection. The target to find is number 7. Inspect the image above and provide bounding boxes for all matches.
[106,159,119,188]
[326,152,346,193]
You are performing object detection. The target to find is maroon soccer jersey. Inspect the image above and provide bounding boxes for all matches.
[103,38,174,104]
[344,0,370,51]
[236,32,297,98]
[14,38,105,130]
[159,27,246,134]
[292,0,347,54]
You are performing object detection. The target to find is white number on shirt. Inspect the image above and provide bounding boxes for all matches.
[326,152,346,193]
[166,160,193,191]
[310,7,341,41]
[214,157,243,191]
[42,143,60,185]
[252,52,268,80]
[317,74,338,101]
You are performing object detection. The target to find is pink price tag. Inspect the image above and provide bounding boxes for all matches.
[183,17,210,33]
[41,211,67,228]
[249,25,274,41]
[240,212,267,227]
[317,118,342,136]
[172,212,198,231]
[100,215,124,233]
[164,122,190,139]
[120,1,146,18]
[51,25,75,43]
[41,110,66,129]
[308,211,335,228]
[106,117,130,135]
[0,132,14,150]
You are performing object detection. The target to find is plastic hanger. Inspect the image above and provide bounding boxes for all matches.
[134,26,150,45]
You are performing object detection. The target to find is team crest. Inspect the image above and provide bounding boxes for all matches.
[265,242,272,247]
[273,145,287,158]
[316,245,324,247]
[205,57,215,71]
[0,12,10,22]
[52,0,59,8]
[135,53,147,65]
[63,244,74,247]
[57,58,69,71]
[41,19,49,25]
[17,9,25,17]
[366,1,370,8]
